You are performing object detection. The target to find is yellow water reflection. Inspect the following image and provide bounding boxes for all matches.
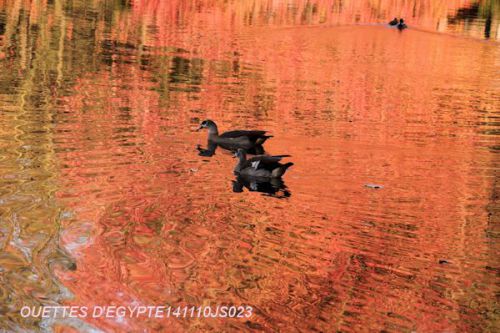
[0,1,499,332]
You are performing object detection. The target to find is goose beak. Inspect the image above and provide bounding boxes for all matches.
[196,125,203,131]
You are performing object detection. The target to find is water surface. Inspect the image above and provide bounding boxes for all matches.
[0,1,499,332]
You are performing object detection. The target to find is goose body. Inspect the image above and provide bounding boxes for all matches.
[397,19,408,30]
[234,149,293,179]
[389,18,398,26]
[197,120,272,151]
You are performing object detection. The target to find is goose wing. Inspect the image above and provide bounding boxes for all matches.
[220,130,268,139]
[246,155,291,170]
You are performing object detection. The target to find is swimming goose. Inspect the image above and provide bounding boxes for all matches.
[234,149,293,178]
[389,18,398,26]
[397,19,408,30]
[197,120,272,151]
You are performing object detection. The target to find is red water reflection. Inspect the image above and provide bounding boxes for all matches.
[52,18,499,333]
[0,0,498,332]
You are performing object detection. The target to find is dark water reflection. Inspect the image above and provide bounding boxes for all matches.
[232,175,291,198]
[0,1,499,332]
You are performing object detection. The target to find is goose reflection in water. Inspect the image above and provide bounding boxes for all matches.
[231,149,294,198]
[232,175,291,198]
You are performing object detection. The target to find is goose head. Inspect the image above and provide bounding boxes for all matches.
[234,148,247,160]
[197,119,218,133]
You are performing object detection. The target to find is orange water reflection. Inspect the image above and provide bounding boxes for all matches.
[0,1,499,332]
[55,26,498,333]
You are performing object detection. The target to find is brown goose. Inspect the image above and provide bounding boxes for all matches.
[389,17,398,26]
[234,149,293,179]
[397,19,408,30]
[197,120,272,151]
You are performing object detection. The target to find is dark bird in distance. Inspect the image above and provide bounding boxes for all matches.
[397,19,408,30]
[389,17,398,26]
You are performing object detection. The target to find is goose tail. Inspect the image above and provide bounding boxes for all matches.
[256,135,273,145]
[273,162,294,177]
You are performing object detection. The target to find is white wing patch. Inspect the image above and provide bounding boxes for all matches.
[251,161,260,169]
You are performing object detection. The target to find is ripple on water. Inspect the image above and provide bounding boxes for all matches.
[0,1,499,332]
